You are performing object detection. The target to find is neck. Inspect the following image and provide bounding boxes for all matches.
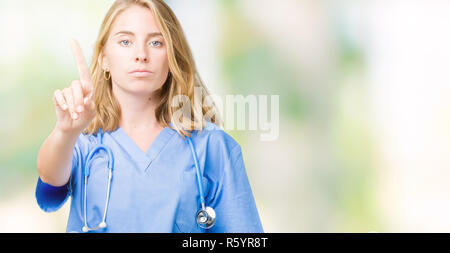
[113,85,162,132]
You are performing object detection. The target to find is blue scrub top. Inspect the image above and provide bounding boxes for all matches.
[35,122,264,233]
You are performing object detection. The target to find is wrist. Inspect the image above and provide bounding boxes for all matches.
[52,125,81,142]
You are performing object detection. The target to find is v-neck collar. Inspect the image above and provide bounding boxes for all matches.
[111,125,176,172]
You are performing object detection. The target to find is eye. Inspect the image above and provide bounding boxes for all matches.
[120,40,131,46]
[150,41,163,47]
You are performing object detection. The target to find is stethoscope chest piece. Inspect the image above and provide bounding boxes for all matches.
[196,206,216,229]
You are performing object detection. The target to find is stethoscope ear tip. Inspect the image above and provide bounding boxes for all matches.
[82,222,107,232]
[99,222,107,229]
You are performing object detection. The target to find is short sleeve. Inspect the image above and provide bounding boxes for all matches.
[206,145,264,233]
[35,134,87,213]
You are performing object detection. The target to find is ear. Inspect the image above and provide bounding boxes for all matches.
[98,51,110,71]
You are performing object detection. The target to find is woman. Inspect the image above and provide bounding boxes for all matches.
[35,0,263,233]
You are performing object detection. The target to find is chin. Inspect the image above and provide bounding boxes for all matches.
[115,79,163,96]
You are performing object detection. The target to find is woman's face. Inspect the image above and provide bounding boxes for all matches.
[102,4,169,98]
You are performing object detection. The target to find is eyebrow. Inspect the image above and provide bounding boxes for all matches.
[113,31,163,38]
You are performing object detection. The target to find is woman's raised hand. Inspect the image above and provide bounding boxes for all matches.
[53,39,96,133]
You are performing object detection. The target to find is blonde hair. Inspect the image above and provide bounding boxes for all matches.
[84,0,221,138]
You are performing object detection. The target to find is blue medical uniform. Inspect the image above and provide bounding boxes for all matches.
[35,122,264,233]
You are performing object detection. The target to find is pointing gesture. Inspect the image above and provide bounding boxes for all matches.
[70,39,94,99]
[53,39,96,133]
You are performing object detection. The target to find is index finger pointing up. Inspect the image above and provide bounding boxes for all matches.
[70,39,93,94]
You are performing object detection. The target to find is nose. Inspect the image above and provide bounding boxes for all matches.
[135,44,149,63]
[135,54,149,63]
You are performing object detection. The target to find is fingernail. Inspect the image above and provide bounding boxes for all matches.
[62,104,67,110]
[77,106,84,113]
[73,113,78,119]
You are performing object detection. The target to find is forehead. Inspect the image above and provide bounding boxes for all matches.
[110,4,161,34]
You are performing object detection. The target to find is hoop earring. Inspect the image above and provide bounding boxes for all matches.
[104,70,111,81]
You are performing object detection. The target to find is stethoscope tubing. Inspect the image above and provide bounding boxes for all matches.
[82,128,213,232]
[186,136,206,210]
[83,129,114,232]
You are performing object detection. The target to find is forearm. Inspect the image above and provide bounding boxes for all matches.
[37,126,80,187]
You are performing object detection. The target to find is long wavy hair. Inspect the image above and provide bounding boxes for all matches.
[83,0,221,137]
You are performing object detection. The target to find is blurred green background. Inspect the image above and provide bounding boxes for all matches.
[2,0,450,232]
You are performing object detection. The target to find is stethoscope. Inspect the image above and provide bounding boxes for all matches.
[81,128,216,232]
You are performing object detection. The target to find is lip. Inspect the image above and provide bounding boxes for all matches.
[129,69,153,77]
